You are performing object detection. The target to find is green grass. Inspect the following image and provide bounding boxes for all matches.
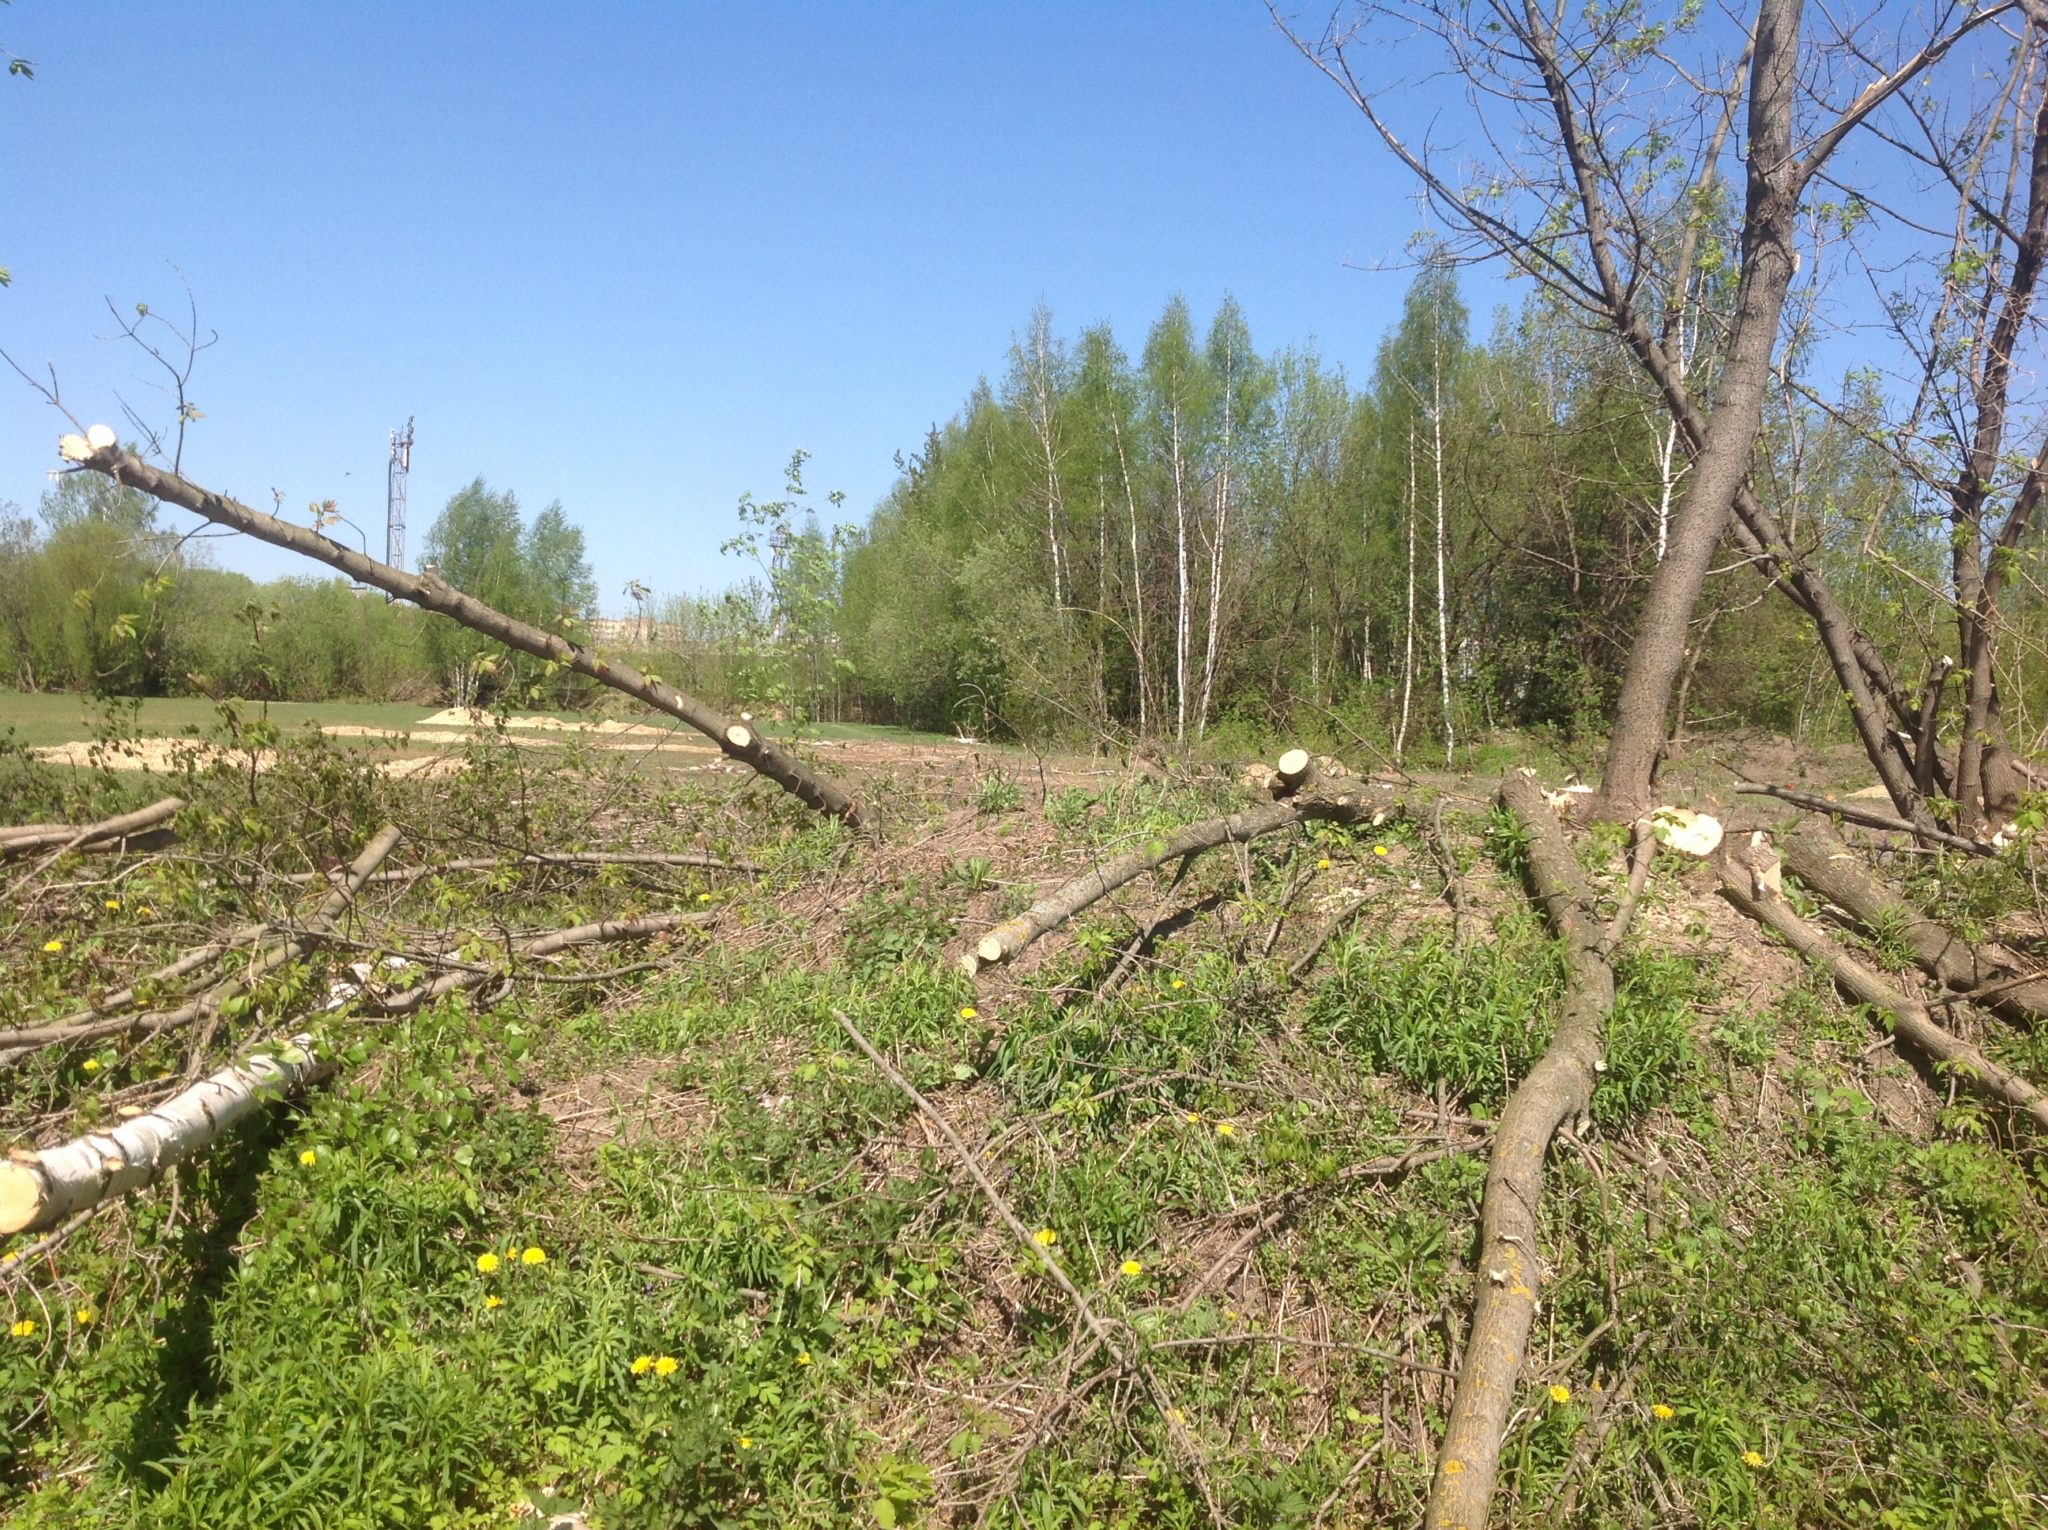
[0,693,464,750]
[0,727,2042,1527]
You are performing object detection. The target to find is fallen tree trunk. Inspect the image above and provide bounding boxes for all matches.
[0,796,184,862]
[69,443,867,828]
[1777,819,2048,1027]
[0,824,400,1054]
[1719,841,2048,1133]
[367,911,712,1014]
[1426,773,1637,1530]
[0,1034,326,1235]
[962,763,1422,977]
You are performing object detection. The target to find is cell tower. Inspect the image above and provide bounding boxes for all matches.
[386,417,414,578]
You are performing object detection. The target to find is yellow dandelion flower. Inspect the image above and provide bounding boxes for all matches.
[696,891,713,902]
[1317,857,1331,870]
[1373,845,1389,857]
[1184,1111,1201,1124]
[738,1436,754,1450]
[82,1059,100,1073]
[485,1295,503,1309]
[520,1246,546,1266]
[41,939,62,954]
[1651,1403,1675,1420]
[631,1355,655,1375]
[959,1006,977,1020]
[1224,1308,1239,1321]
[1549,1384,1571,1405]
[1120,1260,1144,1277]
[796,1350,812,1365]
[654,1355,678,1376]
[1214,1121,1236,1138]
[476,1252,500,1274]
[299,1149,318,1166]
[74,1306,95,1325]
[1032,1228,1058,1247]
[103,899,120,911]
[1167,1408,1187,1426]
[1742,1450,1766,1468]
[9,1319,35,1338]
[137,905,155,917]
[1170,978,1186,990]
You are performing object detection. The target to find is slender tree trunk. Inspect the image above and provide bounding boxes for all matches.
[1110,415,1151,738]
[1596,0,1803,823]
[1173,406,1190,745]
[1398,420,1418,760]
[1198,340,1236,740]
[1432,322,1455,764]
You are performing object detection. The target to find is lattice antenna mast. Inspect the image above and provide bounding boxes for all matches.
[386,417,414,580]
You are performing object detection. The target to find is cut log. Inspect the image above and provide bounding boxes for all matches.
[1426,772,1630,1530]
[0,796,183,862]
[0,1034,325,1235]
[1777,819,2048,1027]
[963,765,1422,976]
[1718,841,2048,1133]
[1274,748,1312,794]
[70,442,867,828]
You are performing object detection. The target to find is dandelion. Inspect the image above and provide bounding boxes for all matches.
[1170,978,1186,990]
[1742,1450,1766,1468]
[1214,1121,1236,1138]
[82,1059,100,1073]
[299,1149,318,1166]
[476,1252,500,1274]
[959,1006,977,1020]
[1120,1260,1144,1278]
[74,1306,96,1325]
[737,1436,754,1450]
[41,939,62,954]
[696,892,713,902]
[1224,1308,1239,1322]
[1166,1408,1187,1426]
[796,1350,812,1366]
[654,1355,678,1376]
[1184,1111,1201,1124]
[485,1295,503,1309]
[137,905,155,917]
[1032,1228,1058,1247]
[631,1355,655,1375]
[103,899,120,911]
[9,1319,35,1338]
[1651,1404,1675,1420]
[1373,845,1389,858]
[1549,1384,1571,1405]
[1317,858,1331,870]
[520,1246,546,1266]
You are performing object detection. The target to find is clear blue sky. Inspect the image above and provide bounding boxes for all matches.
[2,2,1465,610]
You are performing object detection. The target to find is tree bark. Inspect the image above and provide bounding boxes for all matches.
[0,1034,327,1235]
[1425,772,1632,1529]
[67,446,869,828]
[1720,841,2048,1132]
[0,796,184,862]
[1776,819,2048,1026]
[1596,0,1802,824]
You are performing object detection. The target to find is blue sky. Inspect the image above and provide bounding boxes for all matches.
[2,3,1465,609]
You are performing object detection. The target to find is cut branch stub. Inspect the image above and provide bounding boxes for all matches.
[0,1035,326,1235]
[65,440,868,829]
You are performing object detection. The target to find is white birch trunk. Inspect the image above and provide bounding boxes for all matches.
[1398,420,1418,761]
[1433,343,1455,765]
[0,1037,323,1234]
[1172,406,1190,744]
[1111,414,1149,737]
[1197,338,1236,739]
